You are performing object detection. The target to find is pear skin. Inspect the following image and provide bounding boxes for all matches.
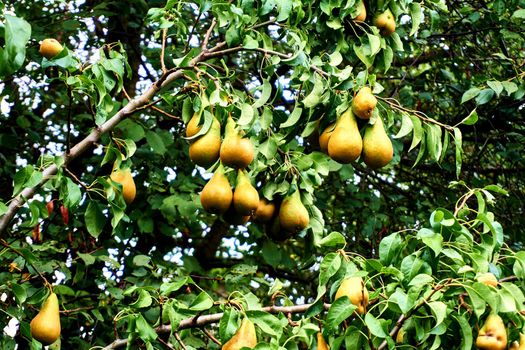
[373,9,396,36]
[220,116,254,169]
[319,123,335,153]
[354,0,366,22]
[362,116,393,169]
[317,332,330,350]
[233,170,259,216]
[279,189,309,233]
[30,292,61,345]
[39,39,63,59]
[477,272,499,287]
[200,165,233,214]
[327,109,363,163]
[110,168,136,204]
[476,314,507,350]
[186,113,202,137]
[222,318,257,350]
[334,276,369,314]
[352,87,377,120]
[189,116,222,168]
[253,198,276,223]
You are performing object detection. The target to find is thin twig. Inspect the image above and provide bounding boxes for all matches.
[150,105,182,121]
[161,28,168,74]
[64,167,89,189]
[201,18,217,51]
[202,328,221,346]
[158,337,176,350]
[174,333,188,350]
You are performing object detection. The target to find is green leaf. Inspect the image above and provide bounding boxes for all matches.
[238,103,255,126]
[454,314,473,350]
[394,113,413,139]
[135,314,157,342]
[511,9,525,19]
[160,277,189,296]
[427,301,447,329]
[501,81,518,95]
[252,79,272,109]
[409,3,422,36]
[219,309,240,343]
[319,252,342,285]
[303,74,324,108]
[425,124,442,162]
[85,201,105,238]
[246,311,283,337]
[78,252,96,266]
[408,115,423,151]
[475,88,494,105]
[130,289,153,309]
[276,0,293,21]
[365,313,388,338]
[460,109,478,125]
[0,15,31,77]
[461,87,480,104]
[188,291,213,311]
[146,130,166,155]
[133,255,151,267]
[326,297,356,330]
[416,228,443,256]
[379,233,403,265]
[367,34,381,56]
[318,232,346,248]
[62,177,82,207]
[280,106,303,128]
[453,127,463,178]
[487,81,503,96]
[12,284,27,304]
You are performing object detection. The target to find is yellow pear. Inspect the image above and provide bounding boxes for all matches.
[476,314,507,350]
[319,123,335,153]
[373,9,396,36]
[39,39,63,59]
[252,198,276,223]
[279,189,309,233]
[189,116,221,168]
[352,87,377,120]
[233,170,259,216]
[334,276,369,314]
[30,292,61,345]
[477,272,499,287]
[354,0,366,22]
[327,108,362,163]
[186,113,202,137]
[110,167,136,204]
[317,332,330,350]
[200,164,233,214]
[222,318,257,350]
[396,327,405,344]
[220,116,254,169]
[509,333,525,350]
[362,116,393,169]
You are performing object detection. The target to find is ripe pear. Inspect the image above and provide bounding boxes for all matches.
[477,272,499,287]
[362,116,393,169]
[334,276,369,314]
[476,314,507,350]
[374,9,396,36]
[30,292,61,345]
[39,39,63,59]
[509,333,525,350]
[110,167,136,204]
[352,87,377,120]
[220,116,254,169]
[200,165,233,214]
[327,108,362,163]
[319,123,335,153]
[253,198,276,223]
[233,170,259,216]
[186,113,202,137]
[279,189,309,233]
[189,116,221,168]
[354,0,366,22]
[317,332,330,350]
[222,318,257,350]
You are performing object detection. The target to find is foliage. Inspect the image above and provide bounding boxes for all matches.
[0,0,524,349]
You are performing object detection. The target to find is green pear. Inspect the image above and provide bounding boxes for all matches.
[222,318,257,350]
[189,116,222,168]
[233,170,259,216]
[279,189,309,233]
[373,9,396,36]
[200,164,233,214]
[362,116,393,168]
[327,108,363,163]
[220,116,254,169]
[353,0,366,22]
[30,292,61,345]
[476,314,507,350]
[334,276,369,314]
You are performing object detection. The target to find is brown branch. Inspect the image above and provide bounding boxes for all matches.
[202,328,221,346]
[160,28,168,74]
[102,303,331,349]
[201,18,217,51]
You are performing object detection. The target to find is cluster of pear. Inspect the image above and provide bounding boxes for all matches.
[320,87,393,169]
[30,292,61,345]
[352,1,396,37]
[191,115,310,238]
[221,318,257,350]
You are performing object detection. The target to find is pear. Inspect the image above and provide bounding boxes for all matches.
[396,327,405,344]
[30,292,61,345]
[252,198,276,223]
[317,332,330,350]
[476,314,507,350]
[334,276,369,314]
[373,9,396,36]
[220,116,254,169]
[110,167,136,204]
[186,113,202,137]
[222,318,257,350]
[279,189,309,233]
[327,108,362,163]
[200,164,233,214]
[39,39,63,59]
[319,123,335,153]
[362,116,393,169]
[189,116,222,168]
[233,170,259,216]
[477,272,499,287]
[353,0,366,22]
[352,87,377,120]
[510,333,525,350]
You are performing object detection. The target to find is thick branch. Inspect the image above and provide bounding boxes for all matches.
[102,303,331,349]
